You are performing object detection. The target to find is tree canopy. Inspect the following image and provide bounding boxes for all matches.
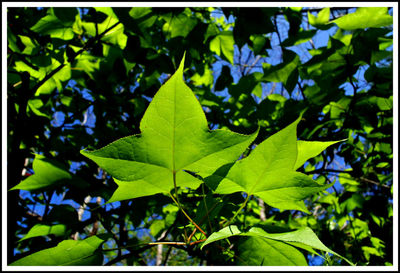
[6,5,394,267]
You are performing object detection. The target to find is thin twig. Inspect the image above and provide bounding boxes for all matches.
[305,168,352,174]
[162,246,173,265]
[297,81,306,100]
[42,190,53,219]
[202,183,213,232]
[245,55,262,75]
[224,194,250,228]
[189,238,207,246]
[30,21,121,94]
[169,193,207,238]
[357,177,391,189]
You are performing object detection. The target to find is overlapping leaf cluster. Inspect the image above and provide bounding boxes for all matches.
[10,55,346,266]
[7,6,393,266]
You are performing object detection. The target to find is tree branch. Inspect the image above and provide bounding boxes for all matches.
[305,169,391,189]
[357,177,391,189]
[245,55,262,75]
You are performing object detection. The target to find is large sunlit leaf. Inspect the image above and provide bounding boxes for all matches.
[207,117,332,212]
[10,154,89,191]
[81,54,258,203]
[332,7,393,30]
[202,225,354,265]
[10,236,106,266]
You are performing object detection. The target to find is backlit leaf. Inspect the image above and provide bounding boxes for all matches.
[19,35,39,55]
[295,140,344,170]
[19,224,67,241]
[210,31,235,64]
[308,8,332,29]
[10,236,106,266]
[332,7,393,30]
[82,16,127,49]
[27,98,50,118]
[162,9,198,38]
[31,14,74,40]
[207,117,332,212]
[202,225,354,265]
[81,55,257,203]
[10,154,89,191]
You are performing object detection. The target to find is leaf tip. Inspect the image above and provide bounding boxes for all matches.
[9,185,18,191]
[80,149,90,157]
[177,52,186,74]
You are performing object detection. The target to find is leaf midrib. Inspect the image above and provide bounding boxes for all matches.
[172,67,177,173]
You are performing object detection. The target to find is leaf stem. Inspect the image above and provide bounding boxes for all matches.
[202,183,213,233]
[171,171,188,242]
[189,238,207,246]
[223,194,251,228]
[168,191,207,239]
[187,228,197,244]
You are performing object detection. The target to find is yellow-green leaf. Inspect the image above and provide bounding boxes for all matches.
[10,154,89,191]
[81,54,257,203]
[209,118,332,212]
[19,224,67,241]
[210,31,235,64]
[10,236,105,266]
[332,7,393,30]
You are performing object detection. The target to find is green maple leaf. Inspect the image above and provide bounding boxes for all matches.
[81,54,257,203]
[206,117,342,212]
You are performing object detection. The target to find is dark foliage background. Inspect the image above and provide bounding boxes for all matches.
[6,6,394,266]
